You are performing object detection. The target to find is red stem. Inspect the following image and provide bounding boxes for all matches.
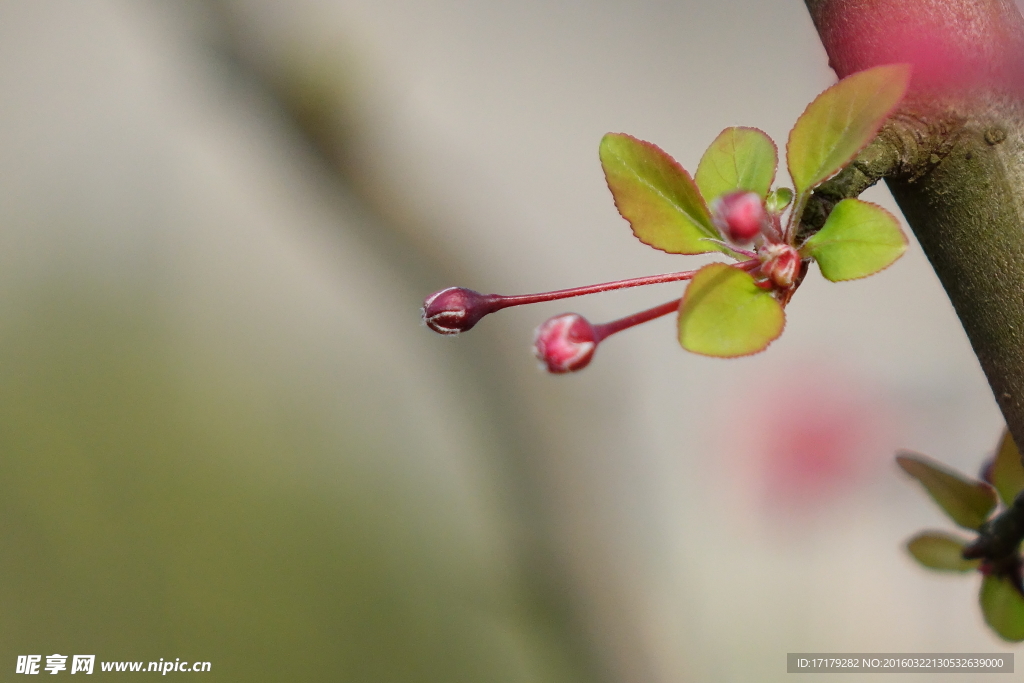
[592,298,681,342]
[486,259,758,311]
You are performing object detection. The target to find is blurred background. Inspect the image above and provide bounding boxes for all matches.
[0,1,1016,680]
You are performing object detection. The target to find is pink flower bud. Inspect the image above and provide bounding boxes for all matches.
[533,313,598,373]
[712,191,767,243]
[760,244,802,288]
[422,287,491,334]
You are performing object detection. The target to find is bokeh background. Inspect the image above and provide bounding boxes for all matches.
[0,1,1017,680]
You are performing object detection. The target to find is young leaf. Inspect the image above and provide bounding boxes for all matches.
[906,532,980,572]
[980,575,1024,642]
[787,64,912,196]
[600,133,721,255]
[896,452,997,530]
[991,430,1024,506]
[678,263,785,357]
[766,187,793,214]
[799,198,907,281]
[695,127,777,203]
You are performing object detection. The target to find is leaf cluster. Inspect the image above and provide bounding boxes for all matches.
[600,64,911,357]
[899,433,1024,641]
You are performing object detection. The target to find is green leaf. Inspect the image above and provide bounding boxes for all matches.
[896,452,997,530]
[981,575,1024,642]
[600,133,721,255]
[695,127,777,203]
[766,187,793,214]
[678,263,785,358]
[991,430,1024,506]
[799,198,907,281]
[906,531,980,572]
[787,64,911,196]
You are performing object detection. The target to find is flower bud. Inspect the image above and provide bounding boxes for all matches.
[533,313,598,373]
[422,287,491,334]
[760,243,802,288]
[712,191,767,243]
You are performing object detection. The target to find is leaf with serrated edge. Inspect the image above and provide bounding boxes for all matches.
[678,263,785,358]
[695,127,777,203]
[800,198,907,281]
[600,133,721,255]
[897,452,997,530]
[906,532,979,572]
[787,64,911,196]
[981,575,1024,642]
[991,430,1024,506]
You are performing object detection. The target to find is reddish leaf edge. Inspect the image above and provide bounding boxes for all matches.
[676,264,787,359]
[703,126,780,198]
[602,132,721,255]
[896,450,999,520]
[800,200,909,282]
[784,63,913,195]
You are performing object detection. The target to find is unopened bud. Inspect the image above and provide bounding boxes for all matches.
[712,191,767,243]
[760,243,802,288]
[422,287,491,334]
[533,313,598,373]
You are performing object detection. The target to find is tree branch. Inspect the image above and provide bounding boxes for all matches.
[802,0,1024,452]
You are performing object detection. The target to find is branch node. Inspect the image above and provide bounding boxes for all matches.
[796,110,964,242]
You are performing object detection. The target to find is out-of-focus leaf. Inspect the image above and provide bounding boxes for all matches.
[678,263,784,357]
[695,127,777,203]
[906,531,979,572]
[897,452,997,530]
[787,64,912,196]
[800,198,907,281]
[981,575,1024,642]
[991,430,1024,506]
[766,187,793,214]
[600,133,721,254]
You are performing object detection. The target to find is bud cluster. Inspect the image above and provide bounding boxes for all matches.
[709,190,806,294]
[420,180,808,373]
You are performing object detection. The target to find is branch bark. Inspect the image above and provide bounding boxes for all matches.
[802,0,1024,451]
